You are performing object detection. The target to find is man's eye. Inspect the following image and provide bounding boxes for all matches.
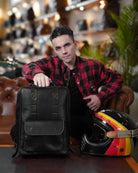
[56,47,61,51]
[65,43,70,47]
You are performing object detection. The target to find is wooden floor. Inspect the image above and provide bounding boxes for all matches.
[0,115,138,173]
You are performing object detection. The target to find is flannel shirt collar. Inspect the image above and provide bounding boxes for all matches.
[62,56,80,73]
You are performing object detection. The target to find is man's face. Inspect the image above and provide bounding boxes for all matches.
[52,35,77,68]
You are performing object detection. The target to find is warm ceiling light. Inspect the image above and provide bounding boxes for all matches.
[100,0,106,9]
[80,6,84,11]
[54,12,61,21]
[12,7,18,13]
[15,10,21,19]
[8,10,12,16]
[33,1,41,17]
[22,2,29,8]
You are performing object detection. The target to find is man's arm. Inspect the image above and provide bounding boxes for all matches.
[83,60,123,111]
[22,62,51,87]
[22,61,45,82]
[22,57,55,85]
[96,68,123,104]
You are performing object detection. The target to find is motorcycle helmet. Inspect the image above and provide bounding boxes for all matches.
[81,109,137,156]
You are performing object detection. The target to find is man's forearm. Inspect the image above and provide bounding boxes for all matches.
[22,62,44,82]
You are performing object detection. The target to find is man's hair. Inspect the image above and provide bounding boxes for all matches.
[50,25,74,42]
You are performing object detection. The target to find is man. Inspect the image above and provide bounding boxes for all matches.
[22,25,123,139]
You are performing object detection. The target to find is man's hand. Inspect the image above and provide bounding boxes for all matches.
[33,73,51,87]
[83,95,101,111]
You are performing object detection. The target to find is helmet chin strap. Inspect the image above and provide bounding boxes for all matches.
[107,128,138,138]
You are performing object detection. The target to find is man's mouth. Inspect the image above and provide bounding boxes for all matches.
[64,55,70,59]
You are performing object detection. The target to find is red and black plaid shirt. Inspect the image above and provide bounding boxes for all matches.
[22,56,123,108]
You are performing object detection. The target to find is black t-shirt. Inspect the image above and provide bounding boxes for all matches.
[68,70,93,138]
[68,70,87,117]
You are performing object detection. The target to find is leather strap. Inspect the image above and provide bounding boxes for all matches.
[117,129,138,138]
[31,88,38,115]
[107,129,138,138]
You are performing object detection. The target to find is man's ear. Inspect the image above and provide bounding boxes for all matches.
[74,40,78,48]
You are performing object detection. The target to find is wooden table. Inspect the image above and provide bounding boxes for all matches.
[0,116,138,173]
[0,147,138,173]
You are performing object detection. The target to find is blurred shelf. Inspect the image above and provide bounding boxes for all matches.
[74,28,116,35]
[34,12,57,22]
[65,0,99,11]
[34,34,50,40]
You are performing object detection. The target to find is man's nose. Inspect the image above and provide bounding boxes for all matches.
[62,47,67,54]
